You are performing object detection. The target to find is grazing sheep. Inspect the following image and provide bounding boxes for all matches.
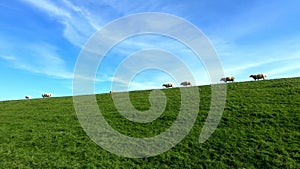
[162,83,173,88]
[249,73,267,81]
[180,81,192,86]
[220,76,235,83]
[25,96,31,99]
[42,93,52,98]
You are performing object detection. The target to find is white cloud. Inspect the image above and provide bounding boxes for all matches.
[214,31,300,78]
[0,42,73,79]
[22,0,70,18]
[0,55,16,61]
[266,55,300,77]
[268,64,300,77]
[21,0,98,47]
[20,0,186,48]
[61,0,82,13]
[17,0,300,89]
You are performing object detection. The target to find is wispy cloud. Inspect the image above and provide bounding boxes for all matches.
[22,0,70,17]
[224,55,299,74]
[3,0,299,98]
[21,0,98,47]
[0,41,73,79]
[268,64,300,78]
[214,29,300,80]
[205,1,300,80]
[20,0,186,48]
[267,55,300,77]
[0,55,16,61]
[20,0,218,91]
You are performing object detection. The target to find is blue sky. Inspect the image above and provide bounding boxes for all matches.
[0,0,300,101]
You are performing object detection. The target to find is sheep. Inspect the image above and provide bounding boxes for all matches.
[220,76,235,83]
[180,81,192,86]
[25,96,31,99]
[249,73,267,81]
[42,93,52,98]
[162,83,173,88]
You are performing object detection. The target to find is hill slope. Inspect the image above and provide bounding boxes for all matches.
[0,78,299,168]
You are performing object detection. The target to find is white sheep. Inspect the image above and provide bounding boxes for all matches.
[162,83,173,88]
[180,81,192,86]
[249,73,267,81]
[42,93,52,98]
[220,76,235,83]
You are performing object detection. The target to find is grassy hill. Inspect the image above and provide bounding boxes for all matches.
[0,77,299,168]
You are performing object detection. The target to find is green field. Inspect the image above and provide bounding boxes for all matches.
[0,78,299,168]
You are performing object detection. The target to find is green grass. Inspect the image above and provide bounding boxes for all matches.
[0,77,299,168]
